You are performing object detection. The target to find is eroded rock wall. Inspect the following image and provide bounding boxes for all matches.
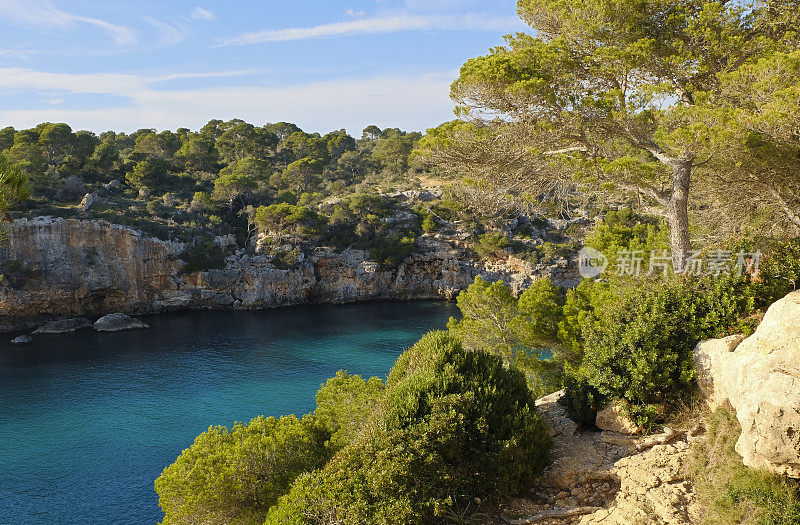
[0,217,577,331]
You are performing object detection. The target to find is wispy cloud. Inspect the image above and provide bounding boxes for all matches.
[0,67,457,134]
[0,49,37,59]
[141,16,190,47]
[0,0,137,45]
[0,68,260,97]
[217,13,523,46]
[191,7,216,21]
[345,9,366,17]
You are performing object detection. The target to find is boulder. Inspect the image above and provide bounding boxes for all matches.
[93,313,149,332]
[11,335,32,345]
[33,318,93,334]
[693,290,800,478]
[596,399,641,435]
[79,193,104,213]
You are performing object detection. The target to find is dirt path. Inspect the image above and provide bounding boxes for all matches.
[494,392,703,525]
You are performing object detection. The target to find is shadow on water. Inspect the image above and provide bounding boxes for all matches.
[0,301,458,525]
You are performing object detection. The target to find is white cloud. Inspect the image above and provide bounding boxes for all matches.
[0,67,458,134]
[0,0,137,45]
[345,9,366,17]
[190,7,216,21]
[217,13,523,46]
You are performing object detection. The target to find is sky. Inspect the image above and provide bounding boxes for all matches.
[0,0,527,135]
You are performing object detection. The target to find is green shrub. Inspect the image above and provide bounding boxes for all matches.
[155,415,328,525]
[584,208,669,266]
[310,371,384,451]
[475,231,509,258]
[421,213,436,233]
[752,238,800,307]
[156,371,382,525]
[529,216,549,230]
[559,366,606,427]
[179,241,227,274]
[267,332,553,523]
[562,274,758,429]
[579,285,698,429]
[368,235,415,268]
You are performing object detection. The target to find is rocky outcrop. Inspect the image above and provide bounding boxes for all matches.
[32,318,92,334]
[694,290,800,478]
[0,217,579,332]
[11,335,32,345]
[93,313,149,332]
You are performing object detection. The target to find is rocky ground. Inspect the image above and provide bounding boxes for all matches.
[492,391,703,525]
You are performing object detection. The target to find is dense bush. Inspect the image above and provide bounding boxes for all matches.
[179,241,228,274]
[474,231,510,258]
[558,366,606,427]
[367,234,416,268]
[562,271,759,429]
[310,370,384,451]
[156,371,382,525]
[448,276,565,396]
[751,238,800,307]
[155,415,328,525]
[266,332,553,523]
[578,285,699,429]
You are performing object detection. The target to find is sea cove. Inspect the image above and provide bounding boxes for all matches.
[0,301,457,524]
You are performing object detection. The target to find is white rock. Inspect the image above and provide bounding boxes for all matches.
[79,193,104,213]
[693,291,800,478]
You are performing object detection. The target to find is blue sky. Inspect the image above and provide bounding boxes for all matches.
[0,0,527,135]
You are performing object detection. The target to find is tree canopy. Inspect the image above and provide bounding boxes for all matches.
[418,0,800,269]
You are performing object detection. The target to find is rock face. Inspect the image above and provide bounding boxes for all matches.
[694,290,800,478]
[0,217,579,332]
[32,318,92,334]
[93,313,149,332]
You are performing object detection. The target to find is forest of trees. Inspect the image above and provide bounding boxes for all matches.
[0,120,440,269]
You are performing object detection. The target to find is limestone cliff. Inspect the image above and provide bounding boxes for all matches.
[0,217,578,331]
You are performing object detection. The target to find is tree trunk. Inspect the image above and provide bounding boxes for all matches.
[666,156,692,272]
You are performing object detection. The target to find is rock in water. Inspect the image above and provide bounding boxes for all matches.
[33,318,93,334]
[11,335,32,345]
[93,313,149,332]
[694,290,800,478]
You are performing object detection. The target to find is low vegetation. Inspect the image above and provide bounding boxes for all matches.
[689,408,800,525]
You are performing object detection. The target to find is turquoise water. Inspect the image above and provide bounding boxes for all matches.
[0,301,458,524]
